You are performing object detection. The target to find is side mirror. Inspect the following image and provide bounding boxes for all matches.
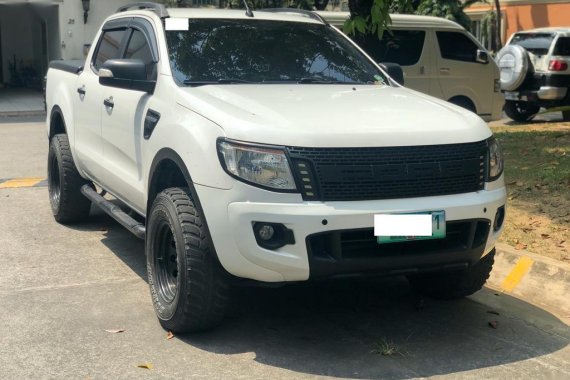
[476,49,489,64]
[379,62,404,86]
[99,59,156,93]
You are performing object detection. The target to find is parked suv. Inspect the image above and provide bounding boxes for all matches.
[45,4,506,333]
[497,28,570,122]
[320,11,504,121]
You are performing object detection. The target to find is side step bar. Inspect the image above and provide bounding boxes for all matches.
[81,185,145,239]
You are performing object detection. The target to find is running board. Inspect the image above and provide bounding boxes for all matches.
[81,185,145,239]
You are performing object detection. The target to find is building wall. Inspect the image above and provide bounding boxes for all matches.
[58,0,133,60]
[467,0,570,45]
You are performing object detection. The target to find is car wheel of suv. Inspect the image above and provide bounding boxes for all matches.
[407,249,495,300]
[504,100,540,122]
[562,110,570,121]
[146,187,229,333]
[48,134,92,223]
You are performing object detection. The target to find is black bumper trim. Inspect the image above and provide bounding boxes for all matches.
[306,219,491,279]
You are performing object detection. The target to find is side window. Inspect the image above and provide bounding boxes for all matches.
[350,30,426,66]
[93,29,126,70]
[125,29,156,79]
[554,37,570,56]
[436,31,479,62]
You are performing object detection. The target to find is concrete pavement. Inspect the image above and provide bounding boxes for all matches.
[0,121,568,379]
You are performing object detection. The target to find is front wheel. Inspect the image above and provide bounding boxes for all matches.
[146,187,229,333]
[504,100,540,122]
[47,134,92,223]
[407,249,495,300]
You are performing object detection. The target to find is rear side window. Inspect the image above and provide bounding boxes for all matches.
[436,31,479,62]
[125,29,155,79]
[350,30,426,66]
[510,33,554,56]
[553,37,570,56]
[93,29,126,70]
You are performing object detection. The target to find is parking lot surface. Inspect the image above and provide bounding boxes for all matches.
[0,121,569,379]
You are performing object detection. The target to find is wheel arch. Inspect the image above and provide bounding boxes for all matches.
[448,95,477,113]
[49,105,67,139]
[147,148,226,267]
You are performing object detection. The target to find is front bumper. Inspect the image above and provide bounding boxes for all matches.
[196,180,507,283]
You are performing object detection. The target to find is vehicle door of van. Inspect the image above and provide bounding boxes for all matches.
[74,24,129,184]
[99,19,158,213]
[434,30,494,118]
[350,28,433,94]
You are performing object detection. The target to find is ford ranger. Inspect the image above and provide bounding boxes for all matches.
[45,3,506,333]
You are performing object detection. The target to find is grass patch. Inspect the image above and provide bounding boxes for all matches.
[491,122,569,260]
[371,338,407,356]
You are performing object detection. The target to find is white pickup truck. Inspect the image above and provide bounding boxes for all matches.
[45,4,506,333]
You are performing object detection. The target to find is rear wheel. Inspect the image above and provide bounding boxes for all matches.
[504,100,540,122]
[146,187,229,333]
[449,97,476,113]
[562,110,570,121]
[47,134,92,223]
[407,249,495,300]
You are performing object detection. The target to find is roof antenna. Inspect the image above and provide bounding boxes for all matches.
[242,0,254,17]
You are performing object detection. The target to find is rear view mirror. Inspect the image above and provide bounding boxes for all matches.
[99,59,156,93]
[379,62,404,86]
[476,49,489,64]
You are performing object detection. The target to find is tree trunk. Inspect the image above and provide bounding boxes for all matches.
[494,0,502,50]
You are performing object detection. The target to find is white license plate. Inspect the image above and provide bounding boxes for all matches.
[505,92,522,101]
[375,211,446,244]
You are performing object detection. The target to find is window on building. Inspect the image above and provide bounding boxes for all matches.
[93,29,126,70]
[350,30,426,66]
[436,31,479,62]
[125,29,156,79]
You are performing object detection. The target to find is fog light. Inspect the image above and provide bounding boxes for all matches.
[253,222,295,250]
[258,225,275,241]
[493,206,505,231]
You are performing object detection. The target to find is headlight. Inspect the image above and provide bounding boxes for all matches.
[217,139,297,191]
[487,137,504,181]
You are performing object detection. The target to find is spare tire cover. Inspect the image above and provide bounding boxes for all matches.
[496,45,529,91]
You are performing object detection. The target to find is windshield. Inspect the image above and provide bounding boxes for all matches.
[510,33,554,56]
[165,19,386,85]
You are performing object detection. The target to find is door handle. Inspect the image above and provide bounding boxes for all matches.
[103,96,114,108]
[77,86,86,96]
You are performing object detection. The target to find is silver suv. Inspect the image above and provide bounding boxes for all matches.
[497,28,570,122]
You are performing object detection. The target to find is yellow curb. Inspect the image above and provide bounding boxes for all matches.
[501,256,534,292]
[0,178,45,189]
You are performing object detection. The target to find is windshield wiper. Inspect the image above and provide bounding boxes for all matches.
[183,79,253,86]
[297,78,366,85]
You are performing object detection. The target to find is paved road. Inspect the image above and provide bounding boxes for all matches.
[0,121,569,379]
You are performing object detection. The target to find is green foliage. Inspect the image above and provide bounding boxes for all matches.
[416,0,479,31]
[344,0,412,38]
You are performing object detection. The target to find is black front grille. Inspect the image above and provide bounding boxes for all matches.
[287,140,487,201]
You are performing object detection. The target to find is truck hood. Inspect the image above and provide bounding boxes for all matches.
[177,84,491,147]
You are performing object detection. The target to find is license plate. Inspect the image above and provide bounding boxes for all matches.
[504,92,520,101]
[375,211,446,244]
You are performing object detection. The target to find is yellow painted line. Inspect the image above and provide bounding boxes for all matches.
[501,256,534,292]
[0,177,45,189]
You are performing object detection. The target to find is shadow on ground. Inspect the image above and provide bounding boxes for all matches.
[72,208,570,379]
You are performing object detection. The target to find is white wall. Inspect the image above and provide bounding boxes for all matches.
[58,0,133,60]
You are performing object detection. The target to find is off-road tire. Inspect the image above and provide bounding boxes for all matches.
[407,249,495,300]
[47,134,92,223]
[562,110,570,121]
[504,100,540,122]
[146,187,229,333]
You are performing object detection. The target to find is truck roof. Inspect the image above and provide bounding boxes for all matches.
[116,8,324,25]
